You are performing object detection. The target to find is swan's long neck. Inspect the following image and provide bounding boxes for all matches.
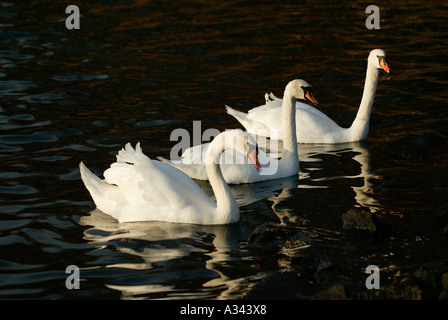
[280,90,299,170]
[350,62,380,139]
[205,139,239,223]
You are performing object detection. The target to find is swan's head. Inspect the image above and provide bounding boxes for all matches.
[220,129,261,171]
[286,79,319,105]
[368,49,390,73]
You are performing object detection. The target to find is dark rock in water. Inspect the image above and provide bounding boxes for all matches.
[248,222,309,247]
[443,224,448,236]
[312,284,351,300]
[413,266,440,288]
[411,266,442,299]
[291,253,342,284]
[442,273,448,291]
[437,210,448,236]
[247,222,287,245]
[242,272,312,300]
[357,283,422,300]
[342,208,376,233]
[438,210,448,223]
[342,208,394,239]
[441,273,448,299]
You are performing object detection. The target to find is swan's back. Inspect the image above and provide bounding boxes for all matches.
[243,99,342,142]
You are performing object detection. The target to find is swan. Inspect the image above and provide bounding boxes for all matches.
[225,49,390,144]
[79,129,260,224]
[158,79,318,184]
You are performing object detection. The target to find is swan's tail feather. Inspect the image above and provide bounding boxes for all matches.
[225,105,251,129]
[269,92,279,100]
[264,93,270,103]
[156,156,169,163]
[79,161,117,202]
[116,142,143,164]
[264,92,281,107]
[225,105,245,118]
[157,156,184,170]
[80,161,103,193]
[79,161,122,220]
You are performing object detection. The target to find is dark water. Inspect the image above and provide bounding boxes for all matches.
[1,0,447,300]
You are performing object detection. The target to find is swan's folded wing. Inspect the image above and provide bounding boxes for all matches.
[104,145,213,212]
[104,160,171,208]
[247,98,282,116]
[241,106,283,138]
[148,161,215,209]
[180,143,210,165]
[295,103,343,139]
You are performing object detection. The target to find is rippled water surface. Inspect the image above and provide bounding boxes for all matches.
[1,0,447,299]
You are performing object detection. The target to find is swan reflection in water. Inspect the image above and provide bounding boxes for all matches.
[79,210,260,299]
[256,139,382,226]
[298,140,381,213]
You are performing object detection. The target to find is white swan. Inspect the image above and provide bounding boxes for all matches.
[225,49,390,144]
[159,79,317,184]
[79,129,260,224]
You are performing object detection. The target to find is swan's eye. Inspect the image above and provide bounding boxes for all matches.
[246,142,259,165]
[248,143,257,154]
[301,86,312,95]
[301,86,318,105]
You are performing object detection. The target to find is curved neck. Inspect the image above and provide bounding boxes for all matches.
[205,140,239,223]
[350,63,380,137]
[280,90,299,167]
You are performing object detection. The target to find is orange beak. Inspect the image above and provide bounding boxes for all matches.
[380,59,390,73]
[305,91,319,105]
[248,150,261,172]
